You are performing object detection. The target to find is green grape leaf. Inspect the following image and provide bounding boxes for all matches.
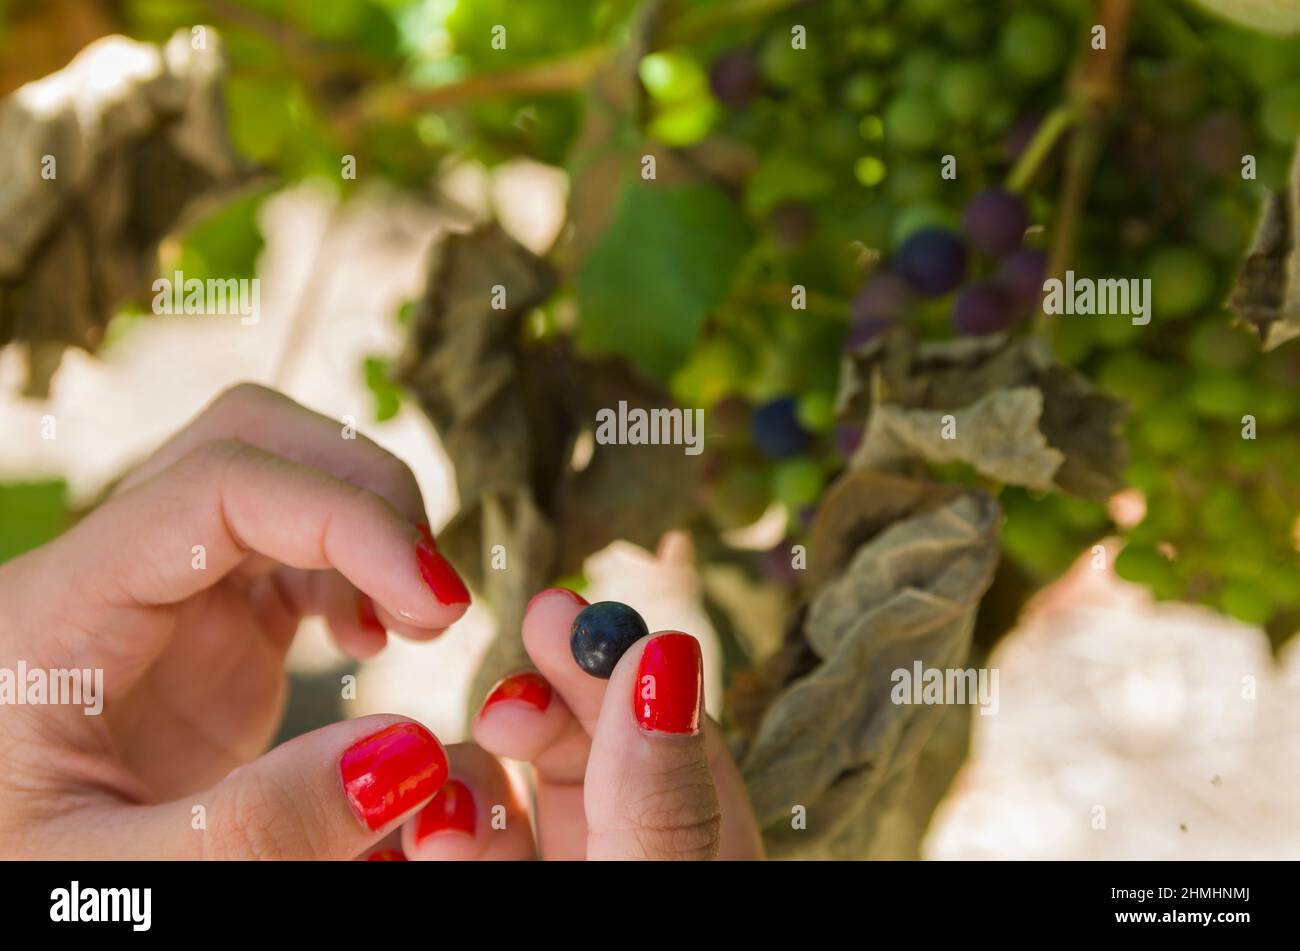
[576,179,753,380]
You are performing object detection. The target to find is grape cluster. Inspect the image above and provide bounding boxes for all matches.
[849,187,1044,343]
[663,0,1300,637]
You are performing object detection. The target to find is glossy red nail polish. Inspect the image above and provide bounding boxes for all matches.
[367,849,407,861]
[416,779,476,840]
[356,592,385,635]
[633,633,702,735]
[480,671,552,716]
[525,586,588,615]
[415,524,470,606]
[340,722,448,830]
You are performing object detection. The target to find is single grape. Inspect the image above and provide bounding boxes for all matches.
[996,247,1048,310]
[773,457,825,509]
[884,91,942,151]
[962,188,1029,256]
[852,271,909,323]
[1144,245,1216,318]
[570,601,650,679]
[999,10,1066,82]
[939,60,997,124]
[709,47,761,109]
[752,396,813,459]
[896,227,968,296]
[796,391,836,432]
[953,280,1016,335]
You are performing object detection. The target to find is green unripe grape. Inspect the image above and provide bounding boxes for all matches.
[1138,402,1199,456]
[773,457,825,509]
[760,30,813,89]
[1262,561,1300,608]
[999,11,1067,82]
[1190,371,1253,421]
[1114,542,1181,599]
[885,92,943,150]
[796,391,836,432]
[1190,195,1253,261]
[708,463,771,529]
[843,73,884,111]
[638,51,707,105]
[899,47,945,89]
[1145,245,1217,318]
[1098,352,1167,410]
[942,5,991,51]
[940,60,997,123]
[1218,579,1274,626]
[1124,459,1165,494]
[889,202,957,249]
[1187,322,1255,372]
[690,338,751,404]
[886,161,940,202]
[1260,81,1300,147]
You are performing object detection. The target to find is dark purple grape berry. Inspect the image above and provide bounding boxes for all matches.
[896,227,968,297]
[770,202,815,247]
[710,48,761,109]
[962,188,1029,256]
[570,601,650,679]
[953,280,1016,335]
[845,271,908,349]
[752,396,812,459]
[996,247,1048,309]
[852,271,909,323]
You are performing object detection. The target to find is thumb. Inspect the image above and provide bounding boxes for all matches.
[585,633,720,860]
[148,716,448,859]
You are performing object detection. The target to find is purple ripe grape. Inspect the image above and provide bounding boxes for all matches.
[896,227,968,297]
[953,280,1015,335]
[996,246,1048,309]
[752,396,812,459]
[710,48,761,109]
[962,188,1029,256]
[845,271,908,349]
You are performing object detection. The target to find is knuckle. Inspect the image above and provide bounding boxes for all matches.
[207,771,315,860]
[210,382,277,418]
[625,762,721,860]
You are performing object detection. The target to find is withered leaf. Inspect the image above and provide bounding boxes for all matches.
[0,29,250,396]
[1227,146,1300,350]
[739,482,1001,859]
[846,331,1127,499]
[853,387,1064,491]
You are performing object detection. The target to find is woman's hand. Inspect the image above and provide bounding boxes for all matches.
[0,383,471,858]
[400,589,765,860]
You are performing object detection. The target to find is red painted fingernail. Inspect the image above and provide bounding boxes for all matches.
[367,849,407,861]
[416,779,476,841]
[480,671,552,716]
[415,525,470,606]
[356,592,385,635]
[633,633,702,735]
[525,586,588,615]
[340,722,448,831]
